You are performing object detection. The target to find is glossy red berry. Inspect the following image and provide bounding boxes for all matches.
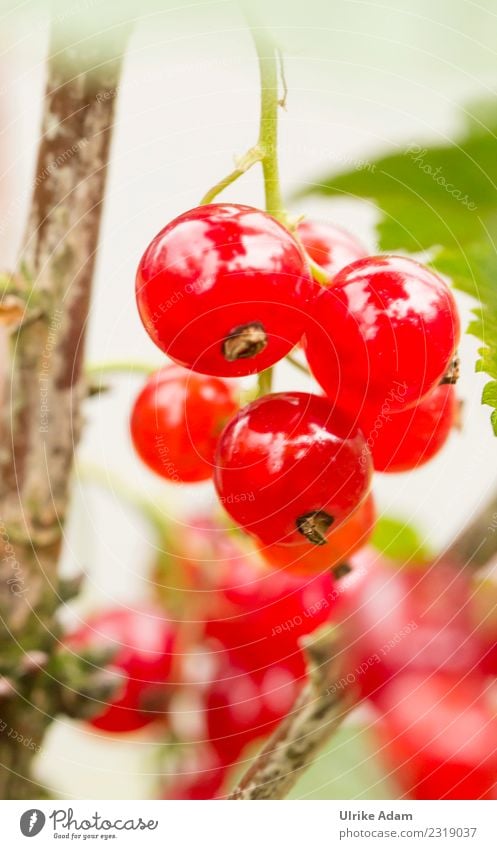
[130,365,238,483]
[66,607,175,733]
[257,493,375,575]
[361,384,458,473]
[214,392,372,546]
[297,219,367,282]
[305,256,460,418]
[376,673,497,799]
[136,204,316,377]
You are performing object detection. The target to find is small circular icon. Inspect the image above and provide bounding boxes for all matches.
[20,809,46,837]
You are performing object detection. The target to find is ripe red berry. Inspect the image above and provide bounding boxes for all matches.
[214,392,372,547]
[205,643,304,761]
[130,365,238,483]
[297,219,367,282]
[136,204,316,377]
[361,384,458,473]
[66,607,175,733]
[336,557,486,702]
[206,552,335,664]
[305,256,460,418]
[257,493,375,574]
[376,673,497,799]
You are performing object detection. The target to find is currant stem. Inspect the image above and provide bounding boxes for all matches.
[257,367,273,396]
[86,360,157,378]
[251,22,285,220]
[200,145,263,206]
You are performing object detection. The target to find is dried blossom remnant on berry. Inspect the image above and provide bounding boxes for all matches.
[222,322,267,361]
[296,511,334,546]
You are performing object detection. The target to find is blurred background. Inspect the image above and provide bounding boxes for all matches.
[1,0,497,798]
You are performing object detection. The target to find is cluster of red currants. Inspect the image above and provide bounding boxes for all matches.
[64,517,349,798]
[131,203,460,572]
[335,550,497,800]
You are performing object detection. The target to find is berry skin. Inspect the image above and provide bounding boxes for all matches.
[336,556,487,702]
[376,673,497,799]
[304,256,460,418]
[361,384,458,473]
[206,552,335,663]
[205,642,304,762]
[66,607,175,733]
[297,219,367,282]
[130,365,238,483]
[136,204,316,377]
[214,392,372,546]
[257,493,375,575]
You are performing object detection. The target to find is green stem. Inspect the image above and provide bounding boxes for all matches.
[251,23,285,220]
[77,463,167,539]
[86,360,157,378]
[200,146,263,206]
[257,367,273,396]
[199,17,286,223]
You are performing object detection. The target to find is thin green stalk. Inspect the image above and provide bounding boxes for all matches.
[251,22,285,219]
[257,367,273,396]
[200,146,263,205]
[86,360,157,378]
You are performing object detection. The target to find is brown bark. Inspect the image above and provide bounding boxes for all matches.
[0,21,128,799]
[228,632,354,800]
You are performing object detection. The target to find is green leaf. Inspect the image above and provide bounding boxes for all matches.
[288,724,398,800]
[370,516,432,564]
[299,104,497,433]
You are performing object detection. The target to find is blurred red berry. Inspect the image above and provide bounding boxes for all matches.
[130,365,238,483]
[67,607,175,733]
[376,673,497,799]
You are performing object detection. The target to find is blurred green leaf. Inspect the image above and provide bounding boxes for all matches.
[299,104,497,434]
[288,723,398,800]
[371,516,432,563]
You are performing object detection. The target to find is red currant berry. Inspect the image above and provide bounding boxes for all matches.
[136,204,316,377]
[336,557,486,702]
[376,673,497,799]
[205,644,304,761]
[297,219,367,282]
[257,493,375,575]
[130,365,238,483]
[214,392,371,546]
[66,607,175,733]
[361,384,458,473]
[305,256,460,418]
[206,553,335,665]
